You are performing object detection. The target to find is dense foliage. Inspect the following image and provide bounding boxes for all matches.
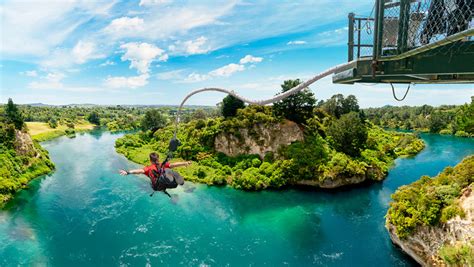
[387,156,473,240]
[6,98,24,130]
[116,91,424,191]
[365,97,474,137]
[272,79,316,124]
[141,109,169,133]
[318,94,360,119]
[327,112,367,157]
[0,100,54,204]
[221,95,245,118]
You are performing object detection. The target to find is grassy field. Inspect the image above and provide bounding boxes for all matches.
[26,121,95,141]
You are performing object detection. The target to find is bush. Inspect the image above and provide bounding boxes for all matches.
[454,130,470,137]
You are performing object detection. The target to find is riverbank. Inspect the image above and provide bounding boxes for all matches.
[26,121,95,142]
[0,130,55,205]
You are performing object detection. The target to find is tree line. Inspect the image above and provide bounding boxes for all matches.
[364,98,473,137]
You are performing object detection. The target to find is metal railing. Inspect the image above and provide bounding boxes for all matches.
[348,0,474,61]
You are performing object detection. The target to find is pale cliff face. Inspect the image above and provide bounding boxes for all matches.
[14,130,38,157]
[387,185,474,266]
[214,120,304,158]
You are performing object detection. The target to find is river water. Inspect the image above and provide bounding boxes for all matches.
[1,130,473,266]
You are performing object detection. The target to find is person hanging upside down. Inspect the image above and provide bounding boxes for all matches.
[119,152,191,196]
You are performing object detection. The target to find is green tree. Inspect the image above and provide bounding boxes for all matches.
[87,111,100,125]
[319,94,359,118]
[272,79,316,124]
[429,112,448,133]
[221,95,245,118]
[141,109,169,132]
[5,98,24,130]
[48,118,58,128]
[327,112,368,157]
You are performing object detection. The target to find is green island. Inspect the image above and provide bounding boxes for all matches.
[365,97,474,137]
[115,80,425,190]
[386,155,474,266]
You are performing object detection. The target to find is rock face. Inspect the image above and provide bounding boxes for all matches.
[297,175,366,189]
[14,130,38,157]
[387,186,474,266]
[214,120,304,158]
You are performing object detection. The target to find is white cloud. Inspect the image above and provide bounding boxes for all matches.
[139,0,172,6]
[103,17,145,38]
[315,27,348,46]
[120,42,167,74]
[22,70,38,77]
[0,1,115,57]
[104,74,150,88]
[156,69,185,80]
[287,40,307,45]
[183,72,210,83]
[72,41,104,64]
[209,63,245,77]
[28,72,65,90]
[100,60,116,67]
[170,36,210,55]
[239,55,263,64]
[170,54,263,83]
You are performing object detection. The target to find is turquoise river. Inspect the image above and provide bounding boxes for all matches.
[1,130,473,266]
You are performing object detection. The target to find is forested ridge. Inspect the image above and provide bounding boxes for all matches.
[364,97,474,137]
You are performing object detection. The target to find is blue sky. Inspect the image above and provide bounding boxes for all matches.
[0,0,472,107]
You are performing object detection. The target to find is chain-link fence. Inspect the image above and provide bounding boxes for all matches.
[349,0,474,60]
[381,0,473,57]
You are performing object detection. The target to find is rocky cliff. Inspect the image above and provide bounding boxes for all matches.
[214,120,304,158]
[14,129,39,157]
[386,156,474,266]
[387,186,474,266]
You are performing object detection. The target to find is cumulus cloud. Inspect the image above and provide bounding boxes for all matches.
[239,55,263,64]
[104,74,150,88]
[287,40,307,45]
[39,40,103,68]
[72,41,104,64]
[120,42,167,74]
[175,54,263,83]
[103,17,145,38]
[209,63,245,77]
[170,36,210,55]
